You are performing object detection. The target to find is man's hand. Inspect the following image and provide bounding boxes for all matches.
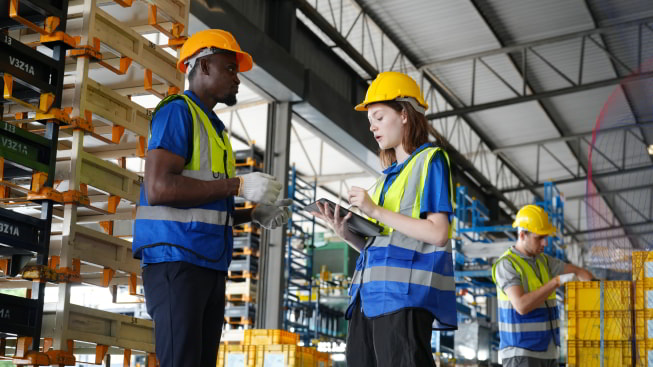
[576,268,594,281]
[238,172,282,204]
[252,199,292,229]
[556,273,578,286]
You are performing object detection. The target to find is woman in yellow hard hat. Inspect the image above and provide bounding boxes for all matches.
[315,71,456,367]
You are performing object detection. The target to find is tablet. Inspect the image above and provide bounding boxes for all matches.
[303,198,384,237]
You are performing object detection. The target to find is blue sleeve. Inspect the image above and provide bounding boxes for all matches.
[148,101,192,161]
[420,151,453,222]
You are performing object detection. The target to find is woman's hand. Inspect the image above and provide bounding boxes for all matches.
[313,201,354,241]
[348,186,378,218]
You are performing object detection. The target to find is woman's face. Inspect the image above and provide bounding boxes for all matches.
[367,103,406,150]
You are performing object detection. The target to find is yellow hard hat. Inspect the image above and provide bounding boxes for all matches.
[355,71,428,112]
[512,205,556,236]
[177,29,253,73]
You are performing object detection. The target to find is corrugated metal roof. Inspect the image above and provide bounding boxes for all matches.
[587,0,653,26]
[358,0,499,62]
[474,0,595,45]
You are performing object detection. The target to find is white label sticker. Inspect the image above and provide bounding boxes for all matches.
[647,290,653,309]
[226,353,245,367]
[646,262,653,278]
[263,353,285,367]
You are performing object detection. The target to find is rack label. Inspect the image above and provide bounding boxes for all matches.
[9,56,35,76]
[1,121,16,133]
[0,222,20,236]
[1,136,29,156]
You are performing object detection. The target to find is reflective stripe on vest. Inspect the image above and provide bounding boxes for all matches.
[136,206,234,226]
[133,94,234,263]
[348,146,457,330]
[492,249,560,351]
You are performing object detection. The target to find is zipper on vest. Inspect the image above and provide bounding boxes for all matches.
[217,133,232,242]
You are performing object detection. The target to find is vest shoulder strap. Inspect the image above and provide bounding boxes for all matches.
[151,94,197,165]
[492,249,522,284]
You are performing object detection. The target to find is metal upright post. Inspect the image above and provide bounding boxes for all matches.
[257,102,292,328]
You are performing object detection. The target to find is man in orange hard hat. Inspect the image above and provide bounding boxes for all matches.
[133,29,291,367]
[492,205,593,367]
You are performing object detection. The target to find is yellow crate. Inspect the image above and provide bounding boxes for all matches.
[635,278,653,311]
[636,309,653,341]
[565,281,632,312]
[315,351,332,367]
[217,345,256,367]
[254,345,314,367]
[636,339,653,367]
[244,329,300,346]
[567,310,632,341]
[567,339,633,367]
[632,251,653,281]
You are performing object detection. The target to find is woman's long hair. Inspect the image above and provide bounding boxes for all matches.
[378,100,447,168]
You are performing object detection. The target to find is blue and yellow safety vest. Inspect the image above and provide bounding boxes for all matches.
[492,249,560,351]
[347,146,457,330]
[132,94,236,271]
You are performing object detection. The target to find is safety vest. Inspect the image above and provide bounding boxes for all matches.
[132,94,236,269]
[492,248,560,352]
[347,146,457,330]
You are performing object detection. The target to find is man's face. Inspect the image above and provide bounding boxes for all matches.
[203,52,240,106]
[523,231,549,256]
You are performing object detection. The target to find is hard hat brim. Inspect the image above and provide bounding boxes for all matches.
[177,49,254,74]
[354,102,368,111]
[512,222,556,236]
[236,51,253,72]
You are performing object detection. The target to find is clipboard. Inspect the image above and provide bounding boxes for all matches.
[303,198,383,237]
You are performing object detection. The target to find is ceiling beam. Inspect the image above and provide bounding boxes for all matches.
[492,121,653,153]
[570,220,652,237]
[419,15,653,68]
[566,183,653,202]
[501,163,653,193]
[426,70,653,120]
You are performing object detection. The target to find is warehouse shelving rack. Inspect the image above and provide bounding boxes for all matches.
[0,0,69,359]
[1,0,189,364]
[283,165,316,344]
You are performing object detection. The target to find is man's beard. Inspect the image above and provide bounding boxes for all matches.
[219,93,237,106]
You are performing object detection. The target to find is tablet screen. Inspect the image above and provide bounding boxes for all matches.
[303,198,383,237]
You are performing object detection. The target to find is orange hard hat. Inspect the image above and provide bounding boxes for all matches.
[177,29,253,73]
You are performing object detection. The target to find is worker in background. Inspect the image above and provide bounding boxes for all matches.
[314,71,456,367]
[132,29,291,367]
[492,204,593,367]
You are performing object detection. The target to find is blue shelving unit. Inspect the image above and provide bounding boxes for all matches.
[284,165,316,344]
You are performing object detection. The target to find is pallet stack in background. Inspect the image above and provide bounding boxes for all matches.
[218,329,332,367]
[1,0,189,364]
[565,251,653,367]
[223,146,264,343]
